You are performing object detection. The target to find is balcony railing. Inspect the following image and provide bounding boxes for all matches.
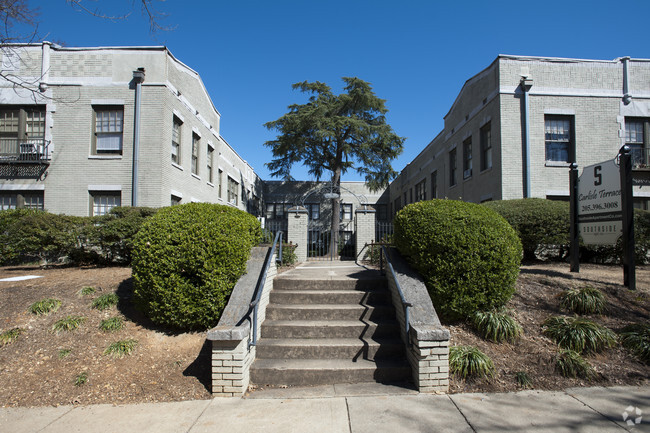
[0,138,51,163]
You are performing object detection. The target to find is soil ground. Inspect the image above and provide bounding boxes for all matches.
[0,262,648,407]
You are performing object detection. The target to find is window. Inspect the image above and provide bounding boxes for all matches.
[625,118,649,168]
[403,192,407,205]
[415,179,426,202]
[0,194,16,210]
[431,171,437,199]
[265,203,291,219]
[218,169,223,198]
[91,192,121,216]
[207,146,214,183]
[306,203,320,220]
[449,148,457,186]
[340,203,352,220]
[409,188,413,203]
[480,123,492,171]
[0,107,46,156]
[191,133,200,175]
[171,195,181,206]
[463,137,472,179]
[393,197,401,214]
[94,107,123,154]
[0,192,43,210]
[227,177,238,205]
[545,115,574,163]
[171,116,182,164]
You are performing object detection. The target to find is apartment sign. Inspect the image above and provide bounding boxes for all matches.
[577,159,622,245]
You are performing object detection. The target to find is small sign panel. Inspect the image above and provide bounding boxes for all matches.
[577,159,622,245]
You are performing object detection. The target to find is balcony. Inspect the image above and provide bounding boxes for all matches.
[0,138,51,179]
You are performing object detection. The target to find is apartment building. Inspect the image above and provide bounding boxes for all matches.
[0,42,262,216]
[388,55,650,214]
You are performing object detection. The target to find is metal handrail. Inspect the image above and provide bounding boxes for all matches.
[356,242,412,346]
[0,138,50,161]
[248,230,283,349]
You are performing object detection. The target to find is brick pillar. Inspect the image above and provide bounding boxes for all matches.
[355,205,376,259]
[288,206,308,263]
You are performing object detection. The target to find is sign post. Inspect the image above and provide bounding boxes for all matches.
[569,163,580,272]
[619,146,636,290]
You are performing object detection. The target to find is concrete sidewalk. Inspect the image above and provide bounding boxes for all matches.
[1,385,648,433]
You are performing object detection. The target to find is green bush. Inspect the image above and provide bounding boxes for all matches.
[559,286,607,315]
[0,209,81,266]
[132,203,262,330]
[555,349,594,379]
[280,243,297,266]
[449,345,495,379]
[394,200,522,321]
[619,323,650,364]
[542,316,616,354]
[470,309,522,343]
[483,198,570,261]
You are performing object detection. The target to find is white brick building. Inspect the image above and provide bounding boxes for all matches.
[388,55,650,214]
[0,43,262,216]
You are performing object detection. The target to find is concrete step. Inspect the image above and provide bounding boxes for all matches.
[269,289,391,305]
[261,320,401,339]
[250,358,412,387]
[265,304,396,321]
[273,276,387,291]
[255,337,405,360]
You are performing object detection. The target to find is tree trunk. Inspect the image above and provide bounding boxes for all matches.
[330,168,341,259]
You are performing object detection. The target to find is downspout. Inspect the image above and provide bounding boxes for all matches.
[520,75,533,198]
[622,57,631,105]
[131,68,145,207]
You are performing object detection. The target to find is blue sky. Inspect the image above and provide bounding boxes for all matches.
[29,0,650,182]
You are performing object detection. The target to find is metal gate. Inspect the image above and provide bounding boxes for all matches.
[307,219,355,261]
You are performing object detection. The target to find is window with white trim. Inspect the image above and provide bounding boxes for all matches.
[227,177,238,205]
[415,179,426,202]
[340,203,352,220]
[625,117,649,169]
[91,192,121,216]
[545,115,574,163]
[207,146,214,183]
[480,122,492,171]
[93,107,123,154]
[306,203,320,220]
[463,136,472,179]
[171,116,182,164]
[191,133,200,175]
[0,191,43,210]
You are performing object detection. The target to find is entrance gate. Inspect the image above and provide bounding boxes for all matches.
[301,183,367,261]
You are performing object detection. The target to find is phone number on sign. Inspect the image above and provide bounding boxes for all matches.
[581,202,619,212]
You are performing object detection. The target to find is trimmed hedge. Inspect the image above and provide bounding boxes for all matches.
[0,207,157,266]
[0,209,81,266]
[394,199,522,322]
[483,198,570,261]
[131,203,262,330]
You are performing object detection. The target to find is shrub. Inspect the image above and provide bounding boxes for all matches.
[449,345,495,379]
[280,243,297,266]
[99,317,124,332]
[74,372,88,386]
[470,309,522,343]
[515,371,532,388]
[542,316,616,354]
[483,198,570,261]
[29,298,62,315]
[79,286,96,297]
[132,203,262,330]
[91,293,119,310]
[619,323,650,364]
[0,328,22,346]
[104,339,137,358]
[0,209,80,266]
[559,286,607,315]
[555,349,594,379]
[394,200,522,321]
[85,207,157,264]
[52,316,86,333]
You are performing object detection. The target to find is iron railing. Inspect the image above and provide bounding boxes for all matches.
[248,230,283,349]
[0,138,50,162]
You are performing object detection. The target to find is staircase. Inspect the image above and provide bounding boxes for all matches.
[250,262,411,387]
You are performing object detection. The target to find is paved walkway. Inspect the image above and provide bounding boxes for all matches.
[2,384,648,432]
